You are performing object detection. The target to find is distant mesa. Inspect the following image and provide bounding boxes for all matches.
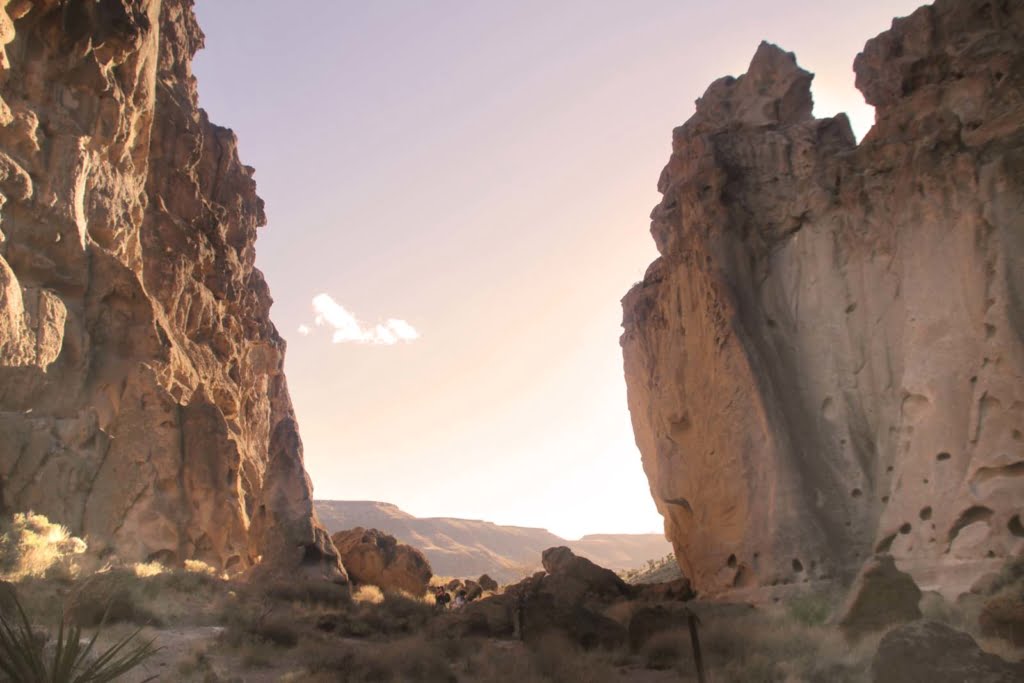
[315,500,672,584]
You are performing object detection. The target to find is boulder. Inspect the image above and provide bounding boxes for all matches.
[837,555,921,637]
[331,528,432,596]
[541,546,632,601]
[464,579,482,601]
[634,577,695,602]
[872,621,1024,683]
[979,595,1024,647]
[478,574,498,592]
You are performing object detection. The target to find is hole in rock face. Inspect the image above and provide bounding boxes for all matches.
[987,550,996,558]
[923,478,929,484]
[887,465,894,473]
[899,523,912,534]
[875,533,897,553]
[1009,515,1024,538]
[845,303,857,313]
[882,496,890,503]
[920,507,932,521]
[792,559,803,573]
[146,549,177,565]
[727,554,737,569]
[937,452,951,461]
[948,506,994,543]
[851,488,863,498]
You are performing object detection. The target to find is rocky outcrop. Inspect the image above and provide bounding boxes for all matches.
[331,527,432,595]
[0,1,342,580]
[621,0,1024,596]
[872,621,1024,683]
[837,554,922,637]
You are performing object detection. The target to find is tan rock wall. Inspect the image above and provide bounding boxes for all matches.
[0,0,343,580]
[621,0,1023,597]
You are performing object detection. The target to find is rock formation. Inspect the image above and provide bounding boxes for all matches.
[0,0,342,579]
[331,527,432,595]
[872,620,1024,683]
[621,0,1023,596]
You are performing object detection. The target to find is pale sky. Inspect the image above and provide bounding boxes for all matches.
[192,0,925,539]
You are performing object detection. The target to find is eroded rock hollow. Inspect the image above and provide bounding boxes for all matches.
[622,0,1023,596]
[0,0,343,579]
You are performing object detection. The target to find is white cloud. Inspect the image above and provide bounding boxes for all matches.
[307,293,419,346]
[297,324,311,336]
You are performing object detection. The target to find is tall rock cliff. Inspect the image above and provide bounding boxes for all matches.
[622,0,1023,597]
[0,0,344,580]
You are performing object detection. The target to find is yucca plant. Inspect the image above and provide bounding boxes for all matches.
[0,592,158,683]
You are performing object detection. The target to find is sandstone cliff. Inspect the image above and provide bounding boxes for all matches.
[0,0,343,579]
[621,0,1023,597]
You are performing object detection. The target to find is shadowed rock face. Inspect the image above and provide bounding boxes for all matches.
[622,0,1023,597]
[0,0,343,580]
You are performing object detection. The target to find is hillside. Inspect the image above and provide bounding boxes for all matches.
[315,501,671,583]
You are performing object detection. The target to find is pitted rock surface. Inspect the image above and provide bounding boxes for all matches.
[621,0,1024,596]
[0,0,343,580]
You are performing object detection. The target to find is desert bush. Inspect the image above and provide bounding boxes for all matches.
[694,605,877,683]
[221,598,300,649]
[250,613,299,648]
[68,569,161,627]
[787,590,834,626]
[353,584,384,604]
[0,590,157,683]
[301,634,455,682]
[528,631,618,683]
[0,512,87,582]
[642,628,691,670]
[264,578,351,607]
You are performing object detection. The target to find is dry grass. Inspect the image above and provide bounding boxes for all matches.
[695,604,879,682]
[642,628,692,671]
[0,512,87,582]
[353,584,384,604]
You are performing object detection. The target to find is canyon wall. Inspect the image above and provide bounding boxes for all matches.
[622,0,1023,597]
[0,0,343,579]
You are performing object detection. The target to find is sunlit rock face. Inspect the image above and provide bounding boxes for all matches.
[0,0,343,580]
[621,0,1023,598]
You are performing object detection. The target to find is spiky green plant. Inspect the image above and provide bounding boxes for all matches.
[0,592,159,683]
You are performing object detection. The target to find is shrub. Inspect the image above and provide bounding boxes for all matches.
[263,579,351,607]
[0,591,158,683]
[68,570,160,627]
[353,584,384,604]
[0,513,87,582]
[642,629,691,670]
[303,635,456,682]
[787,591,834,626]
